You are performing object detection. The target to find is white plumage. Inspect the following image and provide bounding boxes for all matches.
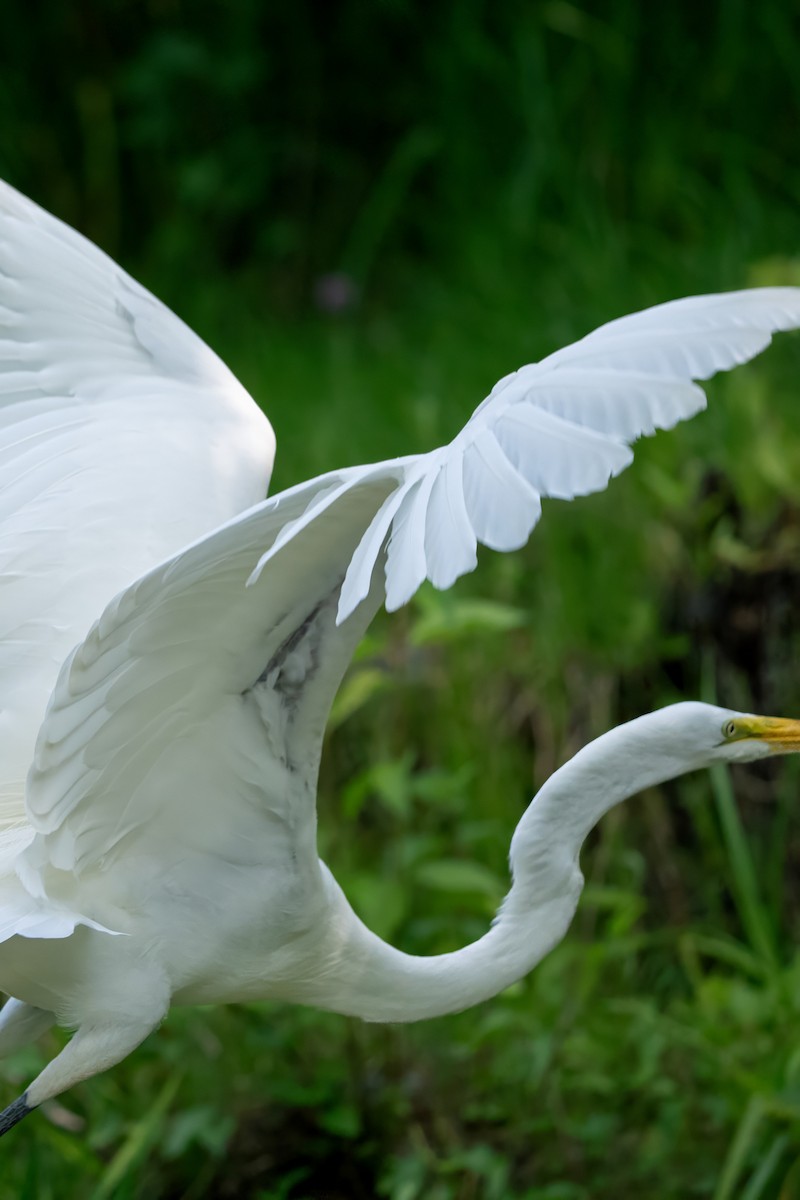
[0,180,273,841]
[0,178,799,1134]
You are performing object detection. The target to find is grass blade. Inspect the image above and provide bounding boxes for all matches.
[88,1072,182,1200]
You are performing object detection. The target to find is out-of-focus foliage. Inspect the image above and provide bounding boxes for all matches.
[2,1,800,1197]
[2,0,798,308]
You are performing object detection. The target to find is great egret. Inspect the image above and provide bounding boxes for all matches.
[0,180,798,1138]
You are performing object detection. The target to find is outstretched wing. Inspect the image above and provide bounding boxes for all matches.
[13,287,800,936]
[317,288,800,617]
[0,181,274,828]
[17,470,396,928]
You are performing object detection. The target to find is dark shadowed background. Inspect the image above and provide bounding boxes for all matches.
[2,2,800,1197]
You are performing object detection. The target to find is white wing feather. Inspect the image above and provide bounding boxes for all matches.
[7,285,798,944]
[0,181,275,830]
[327,287,800,617]
[15,472,395,932]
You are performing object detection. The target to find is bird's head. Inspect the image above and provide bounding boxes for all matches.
[663,701,800,766]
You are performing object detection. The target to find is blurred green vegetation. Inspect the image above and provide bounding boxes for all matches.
[2,0,800,1196]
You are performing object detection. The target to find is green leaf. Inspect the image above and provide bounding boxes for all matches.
[410,596,528,646]
[414,858,506,901]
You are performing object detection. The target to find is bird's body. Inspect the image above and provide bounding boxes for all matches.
[1,179,800,1133]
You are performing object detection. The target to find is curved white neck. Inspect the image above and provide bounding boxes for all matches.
[304,708,709,1023]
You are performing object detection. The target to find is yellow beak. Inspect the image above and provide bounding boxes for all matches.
[742,715,800,752]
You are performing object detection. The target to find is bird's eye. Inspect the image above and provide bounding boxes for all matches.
[722,720,737,739]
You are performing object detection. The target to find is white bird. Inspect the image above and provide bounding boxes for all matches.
[0,180,799,1137]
